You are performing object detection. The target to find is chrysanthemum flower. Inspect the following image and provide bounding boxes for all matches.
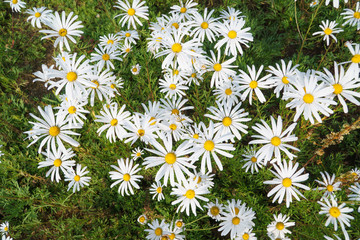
[341,2,360,30]
[170,0,198,21]
[204,198,224,221]
[233,228,257,240]
[191,8,219,42]
[167,224,185,240]
[91,46,122,70]
[109,158,143,196]
[118,29,139,45]
[220,7,244,21]
[264,160,310,208]
[213,81,242,107]
[55,94,89,127]
[190,170,214,188]
[87,68,117,106]
[33,64,55,88]
[114,0,149,29]
[144,219,170,240]
[4,0,26,12]
[99,33,121,51]
[314,171,341,198]
[123,114,158,145]
[241,147,264,174]
[40,11,83,51]
[342,42,360,73]
[206,50,237,88]
[0,221,9,235]
[65,164,91,193]
[150,181,165,201]
[159,97,193,118]
[26,7,53,28]
[267,213,295,239]
[313,20,343,46]
[137,214,148,225]
[159,74,188,99]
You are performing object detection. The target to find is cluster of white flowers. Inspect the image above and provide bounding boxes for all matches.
[0,221,12,240]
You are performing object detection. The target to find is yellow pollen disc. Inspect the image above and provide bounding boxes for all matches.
[185,189,195,199]
[127,8,135,16]
[4,226,8,231]
[58,28,67,37]
[351,54,360,63]
[169,124,177,130]
[204,140,215,151]
[234,207,239,215]
[282,76,289,84]
[165,153,176,164]
[222,117,232,127]
[149,116,156,125]
[193,133,199,139]
[62,57,66,62]
[232,217,240,225]
[91,80,100,89]
[225,88,232,95]
[12,0,17,3]
[102,54,110,61]
[126,48,130,53]
[354,12,360,19]
[110,84,115,89]
[176,221,183,228]
[169,84,177,90]
[303,93,314,103]
[333,83,343,94]
[110,119,118,126]
[242,233,250,240]
[139,216,145,222]
[74,175,80,182]
[352,172,358,176]
[249,80,258,89]
[125,33,131,37]
[210,206,220,216]
[172,22,179,29]
[53,159,62,167]
[155,228,162,236]
[171,109,179,115]
[228,30,237,39]
[251,157,257,163]
[137,129,145,136]
[156,187,162,193]
[49,126,60,136]
[329,207,341,218]
[327,185,334,192]
[276,222,285,230]
[107,39,114,45]
[35,12,41,18]
[123,173,131,181]
[201,22,209,29]
[132,68,138,72]
[180,7,187,13]
[173,69,179,75]
[282,177,292,187]
[68,106,76,114]
[172,43,182,53]
[66,72,77,82]
[324,28,333,35]
[191,73,196,78]
[271,136,281,146]
[213,63,222,71]
[136,152,141,157]
[161,236,168,240]
[169,233,175,240]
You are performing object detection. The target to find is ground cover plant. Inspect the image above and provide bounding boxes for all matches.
[0,0,360,239]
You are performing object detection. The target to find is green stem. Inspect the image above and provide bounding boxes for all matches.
[186,215,209,225]
[185,225,219,232]
[316,42,333,71]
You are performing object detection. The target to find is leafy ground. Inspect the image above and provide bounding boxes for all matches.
[0,0,360,239]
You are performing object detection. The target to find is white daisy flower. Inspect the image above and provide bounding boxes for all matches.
[267,213,295,239]
[38,147,76,182]
[123,113,158,145]
[159,97,193,118]
[4,0,26,12]
[170,0,198,21]
[150,181,165,201]
[118,29,139,45]
[173,219,185,230]
[120,41,132,57]
[138,214,148,225]
[215,18,253,56]
[171,177,209,216]
[26,7,53,28]
[238,65,272,105]
[234,229,257,240]
[33,64,55,88]
[341,2,360,31]
[40,11,83,51]
[64,164,91,193]
[264,159,310,208]
[99,33,121,51]
[191,8,219,42]
[220,7,244,21]
[114,0,149,29]
[167,224,185,240]
[55,94,89,127]
[241,147,264,174]
[142,100,162,127]
[249,115,299,164]
[160,114,190,141]
[159,74,188,99]
[87,68,117,106]
[284,71,337,124]
[204,198,224,221]
[131,64,141,75]
[131,147,144,160]
[325,0,348,9]
[0,221,9,235]
[350,167,360,180]
[110,77,124,95]
[109,158,143,196]
[24,105,81,153]
[143,133,195,186]
[310,1,319,7]
[91,46,122,70]
[94,103,131,143]
[145,219,170,240]
[206,50,237,88]
[213,81,242,107]
[190,170,214,188]
[313,20,343,46]
[314,171,341,198]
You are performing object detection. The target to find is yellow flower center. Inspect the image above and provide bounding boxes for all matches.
[242,233,250,240]
[249,80,258,89]
[225,88,232,95]
[49,126,60,137]
[333,83,343,94]
[58,28,67,37]
[62,57,66,62]
[139,216,145,222]
[165,153,176,164]
[282,76,289,84]
[132,68,138,72]
[324,28,333,35]
[213,63,222,71]
[169,233,175,240]
[222,117,232,127]
[4,226,8,231]
[123,173,131,181]
[276,222,285,230]
[204,140,215,151]
[155,228,162,236]
[251,157,257,163]
[185,189,195,199]
[127,8,136,16]
[53,159,62,167]
[228,30,237,39]
[232,217,240,225]
[354,12,360,19]
[12,0,17,3]
[35,12,41,18]
[173,69,179,75]
[66,72,77,82]
[271,136,281,146]
[193,133,199,139]
[191,73,196,78]
[169,124,177,130]
[180,7,187,13]
[210,206,220,216]
[136,152,141,157]
[201,22,209,29]
[68,106,76,114]
[169,84,176,90]
[172,43,182,53]
[351,54,360,63]
[126,48,131,53]
[172,22,179,29]
[74,175,80,182]
[327,185,334,192]
[303,93,314,103]
[282,177,292,187]
[102,54,110,61]
[107,39,114,45]
[156,187,162,193]
[176,221,183,228]
[125,33,131,37]
[110,84,115,89]
[137,129,145,136]
[329,207,341,218]
[110,119,118,126]
[171,109,179,115]
[91,80,100,89]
